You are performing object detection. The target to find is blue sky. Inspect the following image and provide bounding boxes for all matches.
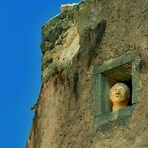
[0,0,80,147]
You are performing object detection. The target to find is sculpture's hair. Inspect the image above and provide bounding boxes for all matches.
[110,83,130,98]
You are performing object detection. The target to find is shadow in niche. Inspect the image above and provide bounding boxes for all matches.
[122,79,132,106]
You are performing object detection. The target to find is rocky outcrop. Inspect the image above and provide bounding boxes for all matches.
[27,0,148,147]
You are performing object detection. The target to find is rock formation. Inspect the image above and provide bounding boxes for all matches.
[27,0,148,147]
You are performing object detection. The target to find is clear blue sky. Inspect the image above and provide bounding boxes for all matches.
[0,0,80,147]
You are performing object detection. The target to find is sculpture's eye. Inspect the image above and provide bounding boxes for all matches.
[118,88,124,93]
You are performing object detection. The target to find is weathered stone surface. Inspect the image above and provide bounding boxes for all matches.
[27,0,148,148]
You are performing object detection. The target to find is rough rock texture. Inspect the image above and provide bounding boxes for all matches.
[27,0,148,148]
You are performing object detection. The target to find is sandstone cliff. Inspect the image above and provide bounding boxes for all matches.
[27,0,148,147]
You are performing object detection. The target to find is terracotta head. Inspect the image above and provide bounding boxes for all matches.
[109,83,130,111]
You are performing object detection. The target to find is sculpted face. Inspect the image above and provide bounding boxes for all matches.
[109,83,130,111]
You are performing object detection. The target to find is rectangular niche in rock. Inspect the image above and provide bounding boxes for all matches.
[91,51,141,128]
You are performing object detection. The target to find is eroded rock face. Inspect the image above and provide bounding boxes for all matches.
[27,0,148,148]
